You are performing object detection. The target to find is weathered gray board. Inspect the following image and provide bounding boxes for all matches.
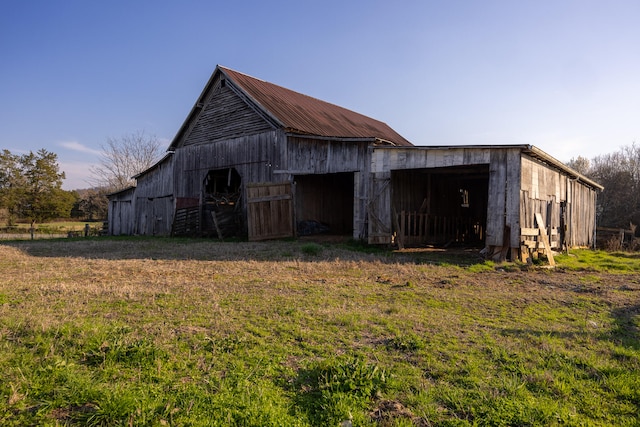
[107,187,136,236]
[132,153,175,236]
[485,149,522,255]
[135,196,174,236]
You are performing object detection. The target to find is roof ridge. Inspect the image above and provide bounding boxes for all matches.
[219,65,399,129]
[217,65,267,83]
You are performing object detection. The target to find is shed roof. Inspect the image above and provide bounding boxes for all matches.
[106,185,136,199]
[169,66,412,149]
[373,144,603,191]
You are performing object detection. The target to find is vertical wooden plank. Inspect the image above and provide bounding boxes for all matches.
[506,149,522,250]
[393,208,404,249]
[486,150,507,247]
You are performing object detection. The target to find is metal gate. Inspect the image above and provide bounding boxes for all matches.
[246,182,294,241]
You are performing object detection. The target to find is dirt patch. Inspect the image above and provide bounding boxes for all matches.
[370,399,429,426]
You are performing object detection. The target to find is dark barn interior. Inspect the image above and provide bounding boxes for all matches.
[294,172,354,236]
[202,168,243,238]
[391,165,489,246]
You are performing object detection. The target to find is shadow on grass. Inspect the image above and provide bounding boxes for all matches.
[610,304,640,350]
[0,236,487,267]
[610,251,640,259]
[500,302,640,351]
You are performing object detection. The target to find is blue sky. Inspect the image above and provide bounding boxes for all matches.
[2,1,639,189]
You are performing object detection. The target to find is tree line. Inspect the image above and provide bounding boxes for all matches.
[0,149,109,226]
[0,149,77,225]
[568,142,640,234]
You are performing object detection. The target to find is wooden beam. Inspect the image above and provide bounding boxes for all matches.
[521,227,540,237]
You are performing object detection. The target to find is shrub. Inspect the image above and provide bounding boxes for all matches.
[301,243,323,256]
[295,355,388,425]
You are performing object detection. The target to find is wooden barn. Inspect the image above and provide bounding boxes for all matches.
[108,65,602,260]
[107,186,136,236]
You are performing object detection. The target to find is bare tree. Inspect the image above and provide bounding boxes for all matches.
[90,131,165,192]
[566,155,591,176]
[589,142,640,230]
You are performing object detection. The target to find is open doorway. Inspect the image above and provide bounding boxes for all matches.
[294,172,354,236]
[202,168,242,238]
[391,165,489,246]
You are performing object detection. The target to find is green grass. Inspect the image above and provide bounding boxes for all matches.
[556,249,640,272]
[300,242,323,256]
[0,239,638,425]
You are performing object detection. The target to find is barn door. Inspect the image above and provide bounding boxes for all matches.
[367,173,391,244]
[246,182,294,241]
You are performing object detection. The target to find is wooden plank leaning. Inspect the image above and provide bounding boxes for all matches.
[535,213,555,267]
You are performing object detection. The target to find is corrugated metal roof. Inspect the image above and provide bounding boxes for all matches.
[219,66,413,147]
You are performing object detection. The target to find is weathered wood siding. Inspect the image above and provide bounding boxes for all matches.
[369,170,391,244]
[520,155,560,231]
[174,130,372,238]
[107,187,136,236]
[183,80,274,146]
[134,155,175,236]
[284,137,368,174]
[246,182,294,241]
[174,130,288,200]
[567,179,597,247]
[520,155,597,248]
[485,149,522,249]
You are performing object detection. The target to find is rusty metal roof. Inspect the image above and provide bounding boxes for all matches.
[219,66,413,147]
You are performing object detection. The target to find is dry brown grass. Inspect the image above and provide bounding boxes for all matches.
[2,238,636,352]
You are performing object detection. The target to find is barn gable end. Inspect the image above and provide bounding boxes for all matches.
[171,72,277,150]
[183,80,275,146]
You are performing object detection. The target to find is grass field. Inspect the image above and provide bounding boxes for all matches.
[0,221,101,239]
[2,221,91,230]
[0,238,638,426]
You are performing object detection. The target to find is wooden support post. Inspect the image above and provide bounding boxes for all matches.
[499,225,510,262]
[392,207,404,250]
